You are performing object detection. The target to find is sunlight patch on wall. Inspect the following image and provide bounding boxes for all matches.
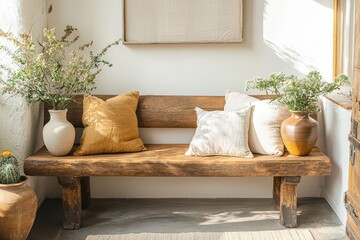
[263,0,333,80]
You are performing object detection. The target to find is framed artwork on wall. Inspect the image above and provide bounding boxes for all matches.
[123,0,243,44]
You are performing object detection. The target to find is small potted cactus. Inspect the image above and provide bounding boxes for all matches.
[0,150,21,184]
[0,150,37,240]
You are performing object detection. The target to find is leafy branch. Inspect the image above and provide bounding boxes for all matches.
[0,26,120,110]
[246,71,349,112]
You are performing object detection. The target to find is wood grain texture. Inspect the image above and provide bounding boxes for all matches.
[347,6,360,237]
[347,107,360,236]
[35,94,332,230]
[346,192,360,238]
[346,201,360,240]
[347,217,360,240]
[25,145,331,177]
[279,176,301,228]
[325,94,352,110]
[57,177,82,230]
[353,69,360,120]
[44,95,276,128]
[273,177,283,211]
[346,225,358,240]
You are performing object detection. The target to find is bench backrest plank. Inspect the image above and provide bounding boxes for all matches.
[44,95,275,128]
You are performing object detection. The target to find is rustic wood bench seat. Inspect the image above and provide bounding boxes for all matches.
[24,95,332,230]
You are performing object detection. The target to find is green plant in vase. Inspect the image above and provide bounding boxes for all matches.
[246,71,349,112]
[0,26,120,156]
[0,25,119,110]
[246,71,349,156]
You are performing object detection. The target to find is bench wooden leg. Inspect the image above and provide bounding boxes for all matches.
[273,176,283,211]
[81,176,91,209]
[279,176,301,228]
[58,176,82,230]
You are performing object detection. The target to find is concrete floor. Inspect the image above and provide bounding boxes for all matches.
[28,198,345,240]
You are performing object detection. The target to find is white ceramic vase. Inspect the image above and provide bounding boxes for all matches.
[43,109,75,156]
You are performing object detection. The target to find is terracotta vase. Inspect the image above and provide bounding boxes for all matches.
[0,176,37,240]
[281,111,319,156]
[43,109,75,156]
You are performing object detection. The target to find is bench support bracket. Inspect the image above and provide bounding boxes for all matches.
[279,176,301,228]
[58,176,82,230]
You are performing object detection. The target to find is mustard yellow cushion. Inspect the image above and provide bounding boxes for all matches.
[73,91,146,156]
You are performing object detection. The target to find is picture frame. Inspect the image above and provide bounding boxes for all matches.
[122,0,243,44]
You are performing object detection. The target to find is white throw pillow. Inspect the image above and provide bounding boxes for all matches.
[224,91,290,156]
[224,90,259,109]
[185,107,253,158]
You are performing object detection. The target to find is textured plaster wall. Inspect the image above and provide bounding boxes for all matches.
[0,0,47,203]
[45,0,334,199]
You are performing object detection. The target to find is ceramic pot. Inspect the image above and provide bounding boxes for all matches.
[281,111,319,156]
[43,109,75,156]
[0,176,37,240]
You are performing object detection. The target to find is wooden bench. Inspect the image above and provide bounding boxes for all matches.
[24,95,332,230]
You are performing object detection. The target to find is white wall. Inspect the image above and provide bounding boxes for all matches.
[319,0,354,226]
[45,0,334,198]
[319,93,351,225]
[0,0,47,204]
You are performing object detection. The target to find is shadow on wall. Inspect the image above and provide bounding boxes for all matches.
[263,40,317,74]
[262,0,333,79]
[312,0,333,9]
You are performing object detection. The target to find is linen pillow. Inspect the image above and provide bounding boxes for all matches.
[224,90,259,109]
[224,91,290,156]
[73,91,146,156]
[185,107,253,158]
